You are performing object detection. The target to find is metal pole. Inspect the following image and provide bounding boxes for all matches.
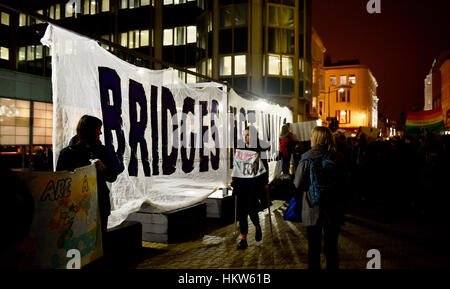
[234,194,238,236]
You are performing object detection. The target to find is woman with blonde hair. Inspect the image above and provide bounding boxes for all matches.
[293,126,346,270]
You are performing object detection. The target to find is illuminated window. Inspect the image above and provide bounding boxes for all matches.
[120,0,127,9]
[19,13,27,26]
[102,0,110,12]
[174,0,186,4]
[35,45,43,60]
[164,0,174,5]
[234,55,246,75]
[282,56,293,76]
[187,26,196,43]
[50,5,55,19]
[141,0,151,6]
[349,75,356,85]
[312,68,317,84]
[140,30,150,46]
[19,47,26,61]
[207,58,212,77]
[65,3,74,17]
[268,55,280,75]
[336,110,351,124]
[186,68,196,83]
[1,12,10,26]
[281,7,294,27]
[329,75,336,86]
[175,27,186,46]
[129,30,140,48]
[120,32,127,47]
[36,10,43,24]
[163,29,173,46]
[33,102,53,145]
[0,98,30,145]
[220,56,232,76]
[0,47,9,61]
[340,75,346,85]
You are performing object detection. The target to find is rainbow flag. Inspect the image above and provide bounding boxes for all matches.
[405,108,444,136]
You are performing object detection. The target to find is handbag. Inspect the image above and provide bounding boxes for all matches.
[283,196,302,222]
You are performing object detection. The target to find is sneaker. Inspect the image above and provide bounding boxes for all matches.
[236,239,248,250]
[255,229,262,242]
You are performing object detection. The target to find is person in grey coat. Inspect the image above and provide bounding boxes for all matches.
[293,126,346,270]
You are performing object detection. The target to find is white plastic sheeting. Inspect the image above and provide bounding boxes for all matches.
[41,24,292,228]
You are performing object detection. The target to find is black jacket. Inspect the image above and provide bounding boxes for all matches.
[56,136,117,216]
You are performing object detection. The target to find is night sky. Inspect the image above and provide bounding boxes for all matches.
[312,0,450,122]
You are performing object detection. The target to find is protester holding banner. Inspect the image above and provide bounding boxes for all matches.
[293,126,346,270]
[231,126,270,250]
[56,115,118,243]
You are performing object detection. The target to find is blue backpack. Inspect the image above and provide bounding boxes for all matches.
[300,150,339,205]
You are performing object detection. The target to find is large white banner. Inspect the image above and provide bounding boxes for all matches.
[41,24,292,228]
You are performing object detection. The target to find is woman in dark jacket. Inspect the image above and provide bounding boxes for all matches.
[56,115,118,239]
[232,126,269,250]
[293,126,346,270]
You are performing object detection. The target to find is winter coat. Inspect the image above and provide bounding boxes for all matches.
[293,145,346,227]
[56,136,118,217]
[279,132,296,158]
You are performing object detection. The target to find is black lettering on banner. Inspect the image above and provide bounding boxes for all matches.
[210,100,220,170]
[99,67,126,175]
[199,101,209,172]
[181,97,195,173]
[128,79,151,177]
[150,85,159,175]
[161,86,178,175]
[40,178,72,201]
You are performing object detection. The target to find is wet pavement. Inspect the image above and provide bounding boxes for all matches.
[130,200,449,270]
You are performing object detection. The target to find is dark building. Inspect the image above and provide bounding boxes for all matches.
[0,0,312,168]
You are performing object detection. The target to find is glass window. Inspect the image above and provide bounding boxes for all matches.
[0,98,30,145]
[0,47,8,61]
[164,29,173,46]
[349,75,356,85]
[33,101,53,145]
[164,0,174,5]
[120,0,128,9]
[65,3,74,17]
[102,0,110,12]
[234,55,246,75]
[83,0,90,14]
[120,32,127,47]
[174,0,186,4]
[340,75,346,85]
[141,0,151,6]
[268,5,279,26]
[187,26,196,43]
[19,13,27,26]
[268,55,280,75]
[329,75,336,86]
[281,7,294,27]
[174,27,186,46]
[282,56,293,76]
[207,58,212,77]
[140,30,149,46]
[220,7,232,28]
[130,30,140,48]
[234,5,248,26]
[36,10,43,24]
[55,4,61,20]
[187,68,196,83]
[35,45,43,60]
[19,47,26,61]
[1,12,10,26]
[50,5,55,19]
[220,56,232,76]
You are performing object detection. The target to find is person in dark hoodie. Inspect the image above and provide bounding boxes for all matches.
[231,126,270,250]
[56,115,117,242]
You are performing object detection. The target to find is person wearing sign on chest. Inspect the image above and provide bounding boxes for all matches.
[231,126,270,250]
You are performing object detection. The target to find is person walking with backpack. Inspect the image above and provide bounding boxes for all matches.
[293,126,347,270]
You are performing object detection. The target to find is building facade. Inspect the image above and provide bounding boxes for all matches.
[424,68,433,111]
[0,0,313,168]
[310,26,325,121]
[319,64,378,130]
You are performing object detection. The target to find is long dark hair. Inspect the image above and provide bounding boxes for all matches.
[76,115,102,145]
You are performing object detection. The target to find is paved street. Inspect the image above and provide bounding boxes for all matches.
[130,200,449,270]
